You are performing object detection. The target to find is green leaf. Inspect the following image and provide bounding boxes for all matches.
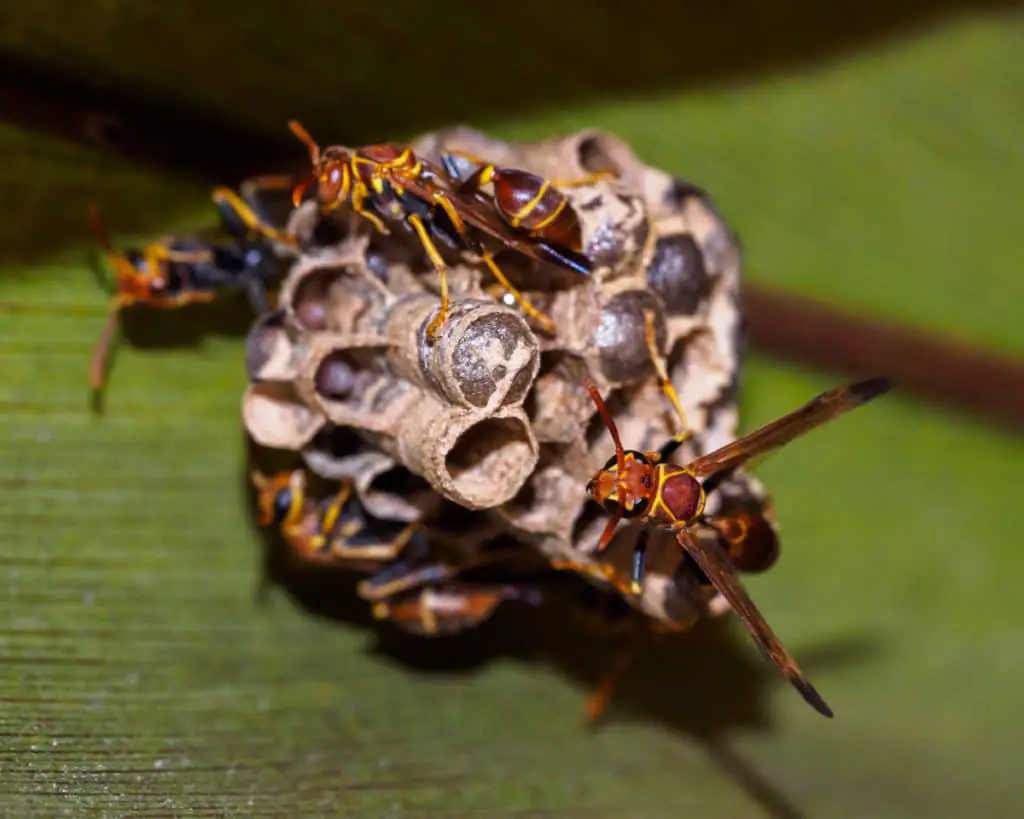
[2,9,1022,818]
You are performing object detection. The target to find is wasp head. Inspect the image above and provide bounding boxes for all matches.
[587,450,656,519]
[253,469,306,528]
[288,120,352,210]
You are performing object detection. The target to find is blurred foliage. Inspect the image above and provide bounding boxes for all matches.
[1,4,1022,817]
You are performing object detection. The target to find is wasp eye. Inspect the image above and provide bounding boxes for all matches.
[272,489,293,524]
[328,168,342,185]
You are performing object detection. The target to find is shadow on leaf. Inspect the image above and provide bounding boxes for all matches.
[241,440,886,819]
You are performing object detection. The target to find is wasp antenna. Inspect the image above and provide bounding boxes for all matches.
[87,204,113,252]
[584,376,628,553]
[86,204,138,294]
[583,377,626,474]
[287,120,320,166]
[86,204,122,263]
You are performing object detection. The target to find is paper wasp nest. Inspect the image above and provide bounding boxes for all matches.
[242,126,775,627]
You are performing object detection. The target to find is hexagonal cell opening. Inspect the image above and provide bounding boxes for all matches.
[444,416,536,509]
[313,348,381,404]
[291,266,381,334]
[576,134,623,178]
[244,308,291,381]
[243,381,325,450]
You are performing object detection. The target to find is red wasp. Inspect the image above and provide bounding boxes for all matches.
[253,469,540,635]
[287,121,593,338]
[252,469,422,570]
[580,319,892,717]
[88,179,297,407]
[438,149,607,258]
[370,583,541,637]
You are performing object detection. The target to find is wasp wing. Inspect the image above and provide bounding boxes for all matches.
[396,167,594,276]
[676,527,833,717]
[686,378,892,481]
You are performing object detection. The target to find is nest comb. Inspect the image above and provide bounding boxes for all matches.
[241,126,778,628]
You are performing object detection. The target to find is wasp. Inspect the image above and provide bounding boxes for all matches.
[88,177,298,406]
[581,347,892,717]
[287,121,594,338]
[253,469,422,568]
[370,583,541,637]
[438,149,607,258]
[252,469,540,635]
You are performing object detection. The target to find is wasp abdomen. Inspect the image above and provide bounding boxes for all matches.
[492,170,583,252]
[720,513,780,573]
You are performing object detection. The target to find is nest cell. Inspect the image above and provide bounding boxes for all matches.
[244,307,299,382]
[396,396,539,510]
[297,334,398,433]
[386,296,540,411]
[242,381,326,450]
[589,289,668,386]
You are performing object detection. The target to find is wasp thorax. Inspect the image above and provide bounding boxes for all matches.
[359,144,407,165]
[659,471,703,523]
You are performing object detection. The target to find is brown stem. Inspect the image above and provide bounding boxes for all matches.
[5,56,1023,433]
[744,284,1024,433]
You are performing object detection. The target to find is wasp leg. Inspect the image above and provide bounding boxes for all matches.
[210,186,296,246]
[239,174,301,231]
[330,520,422,563]
[453,164,497,198]
[629,529,650,594]
[640,308,692,462]
[358,562,457,603]
[421,187,553,334]
[550,171,613,189]
[350,183,391,235]
[587,630,640,723]
[551,558,638,600]
[155,291,219,309]
[372,583,541,637]
[89,294,131,405]
[405,212,453,340]
[587,611,697,722]
[148,245,214,268]
[428,189,469,240]
[359,542,526,603]
[478,252,555,335]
